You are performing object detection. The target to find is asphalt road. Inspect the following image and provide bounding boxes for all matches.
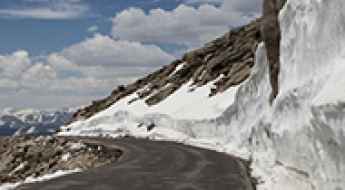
[18,138,255,190]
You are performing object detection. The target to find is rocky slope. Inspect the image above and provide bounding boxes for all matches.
[0,136,122,184]
[70,18,263,122]
[0,109,73,136]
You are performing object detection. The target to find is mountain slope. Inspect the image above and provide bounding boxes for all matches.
[70,18,262,122]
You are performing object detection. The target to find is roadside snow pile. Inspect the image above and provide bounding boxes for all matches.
[220,0,345,189]
[61,0,345,189]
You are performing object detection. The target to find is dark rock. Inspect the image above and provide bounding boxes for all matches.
[147,123,156,132]
[262,0,283,104]
[146,84,180,106]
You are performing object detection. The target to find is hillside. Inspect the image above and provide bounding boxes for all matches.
[70,18,262,122]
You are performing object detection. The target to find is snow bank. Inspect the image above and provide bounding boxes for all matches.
[62,0,345,189]
[222,0,345,189]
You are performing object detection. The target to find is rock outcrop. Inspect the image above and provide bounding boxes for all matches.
[70,18,263,123]
[0,136,122,184]
[262,0,285,103]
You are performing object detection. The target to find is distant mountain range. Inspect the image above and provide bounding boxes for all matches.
[0,108,73,136]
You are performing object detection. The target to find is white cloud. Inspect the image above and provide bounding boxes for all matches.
[0,8,86,20]
[182,0,223,5]
[87,25,99,33]
[0,50,57,92]
[222,0,262,15]
[0,34,174,109]
[61,34,174,67]
[0,0,89,20]
[0,50,31,79]
[21,63,57,89]
[111,1,261,47]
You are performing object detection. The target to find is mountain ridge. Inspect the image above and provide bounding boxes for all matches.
[0,108,73,136]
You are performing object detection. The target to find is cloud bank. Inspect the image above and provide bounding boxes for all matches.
[112,0,262,47]
[0,35,174,109]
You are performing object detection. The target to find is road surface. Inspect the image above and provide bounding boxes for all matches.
[18,137,255,190]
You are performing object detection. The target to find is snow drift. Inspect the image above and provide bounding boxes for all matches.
[62,0,345,189]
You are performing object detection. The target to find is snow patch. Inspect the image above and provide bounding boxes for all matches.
[0,169,81,190]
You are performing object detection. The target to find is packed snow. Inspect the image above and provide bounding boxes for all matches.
[61,0,345,190]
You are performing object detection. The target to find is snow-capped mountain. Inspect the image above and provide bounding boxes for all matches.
[61,0,345,189]
[0,108,73,136]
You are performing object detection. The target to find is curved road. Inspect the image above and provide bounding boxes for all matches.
[18,138,255,190]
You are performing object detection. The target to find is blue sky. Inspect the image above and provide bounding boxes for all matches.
[0,0,261,109]
[0,0,184,55]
